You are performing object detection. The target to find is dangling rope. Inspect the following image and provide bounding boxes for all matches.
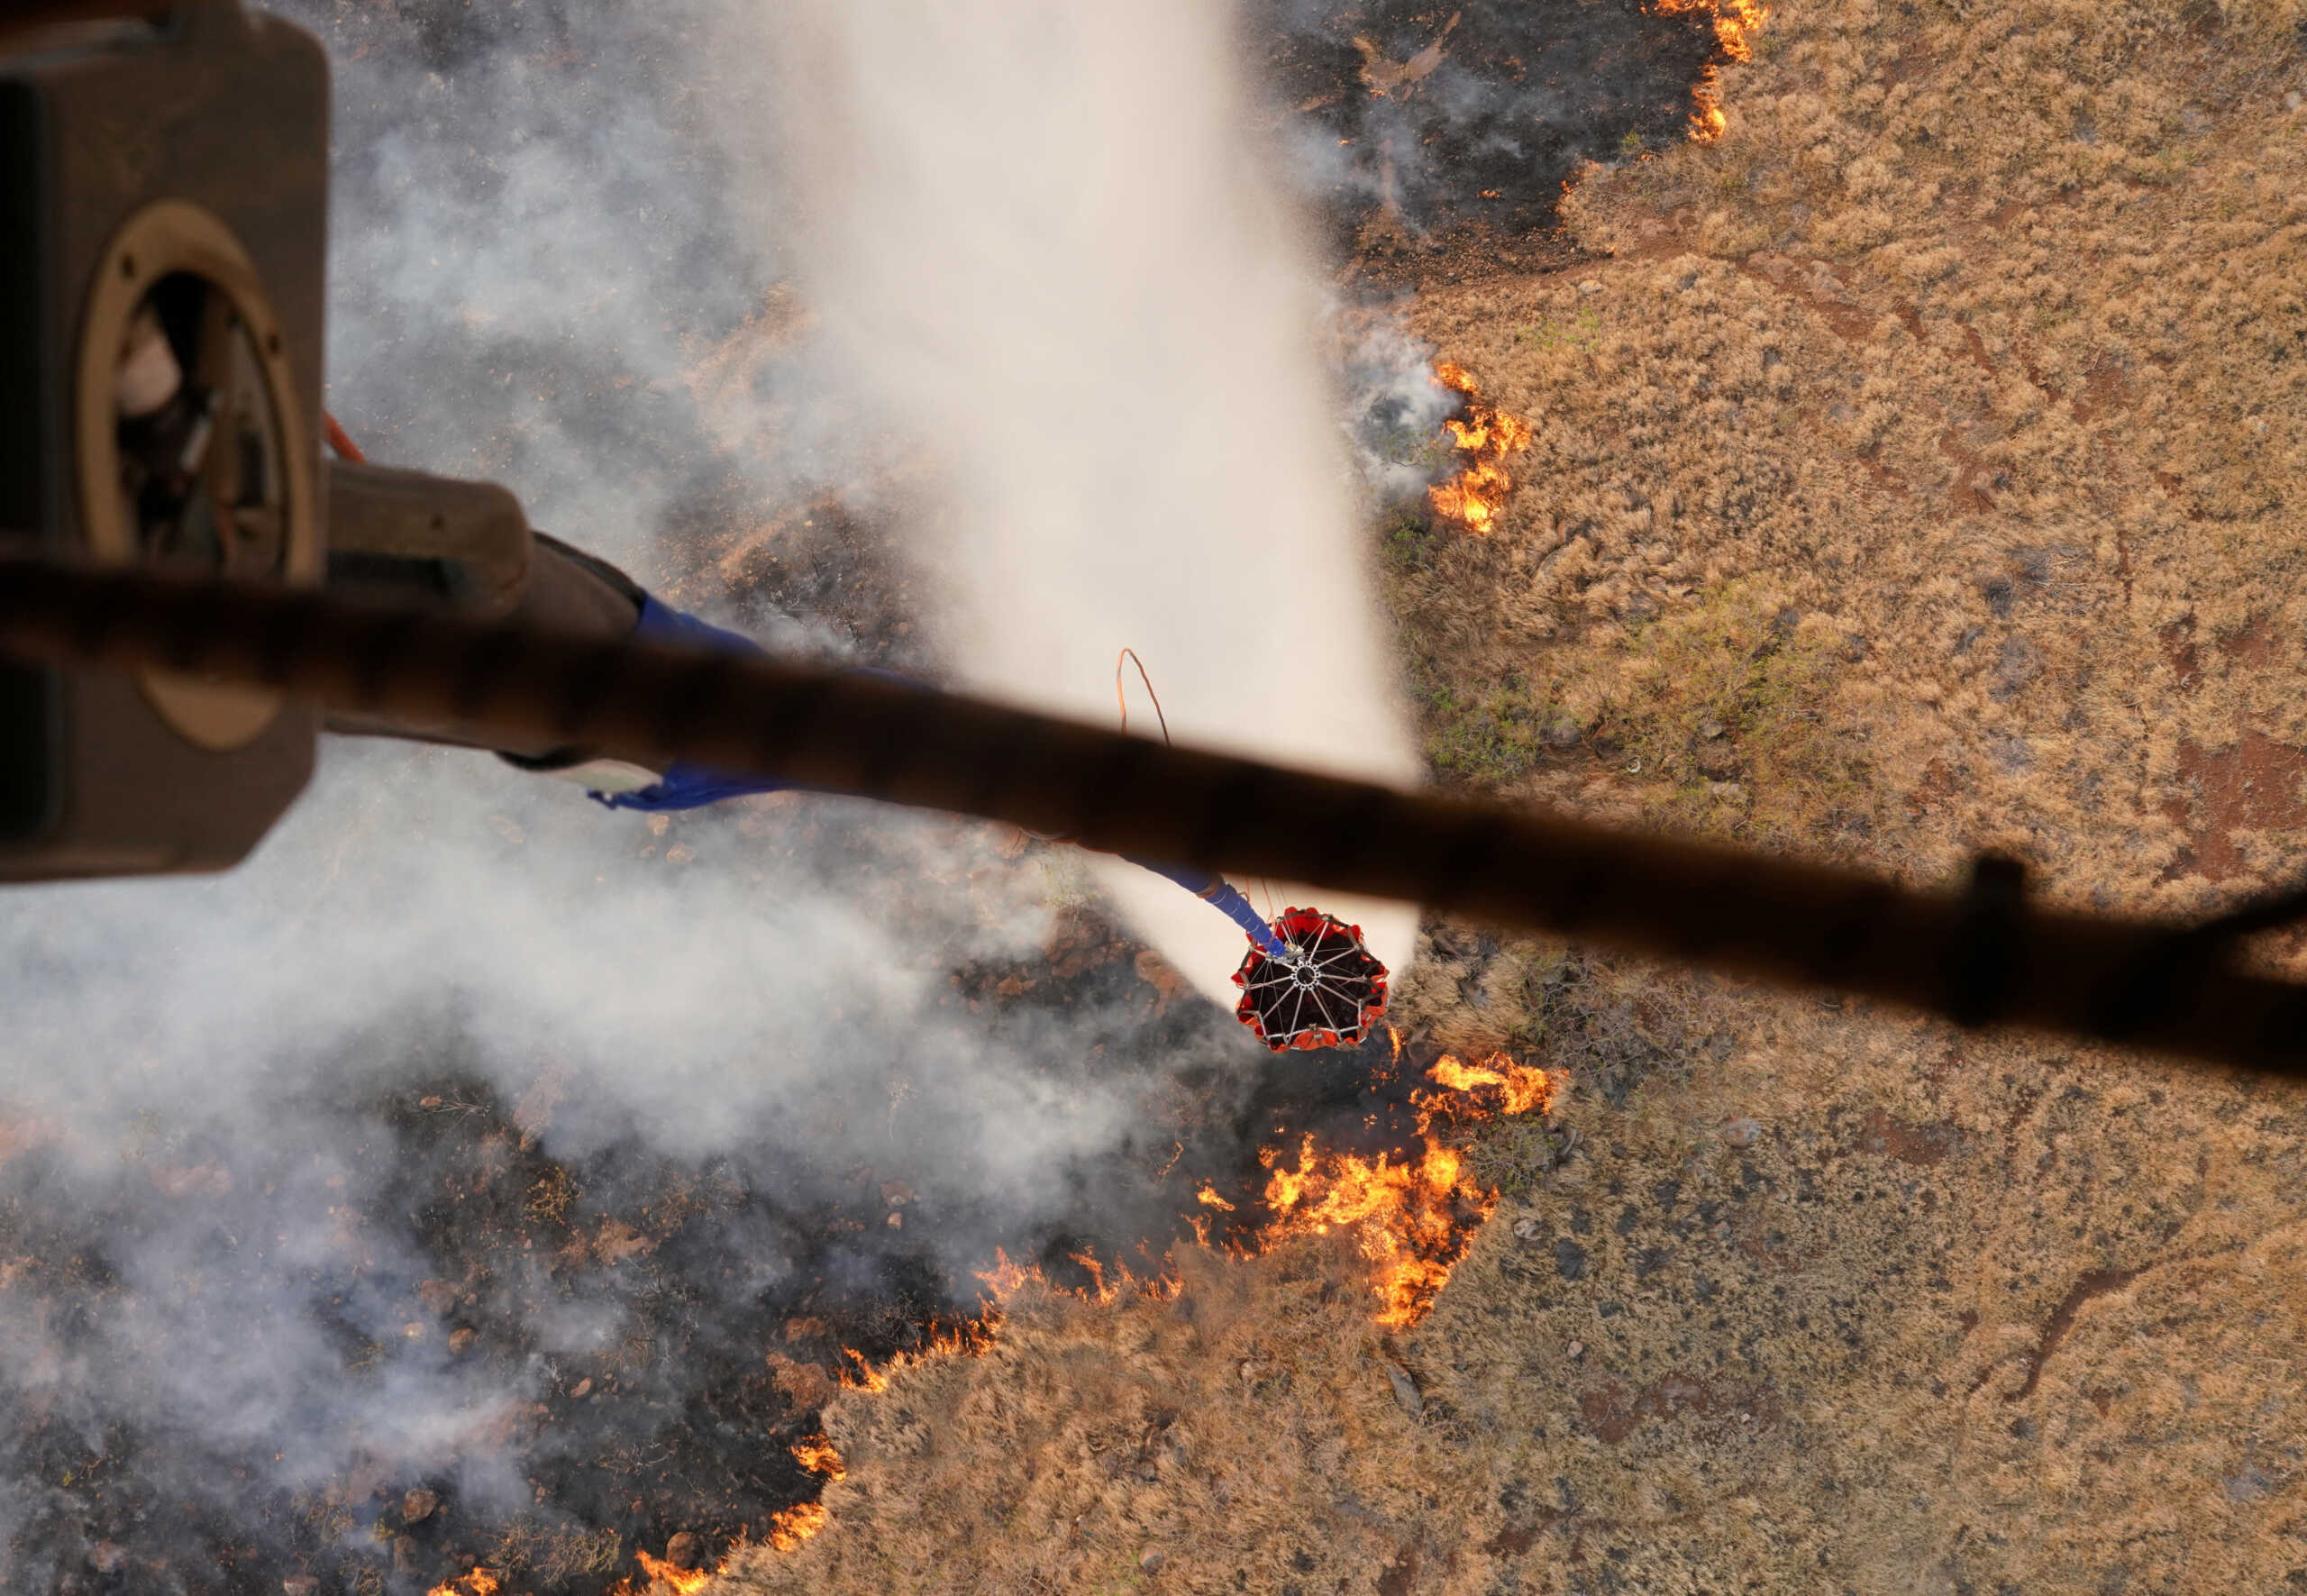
[324,411,366,464]
[1117,646,1285,938]
[1115,647,1171,745]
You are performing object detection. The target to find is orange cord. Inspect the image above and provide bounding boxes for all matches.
[324,411,366,464]
[1115,648,1277,917]
[1115,648,1171,745]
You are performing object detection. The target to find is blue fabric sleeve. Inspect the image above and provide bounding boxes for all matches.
[1125,855,1288,957]
[588,596,802,812]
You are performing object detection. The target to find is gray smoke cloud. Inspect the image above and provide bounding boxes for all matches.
[5,0,1411,1578]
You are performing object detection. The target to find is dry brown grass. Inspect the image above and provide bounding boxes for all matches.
[1402,0,2307,913]
[715,5,2307,1593]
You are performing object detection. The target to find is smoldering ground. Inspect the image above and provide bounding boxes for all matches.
[1250,0,1729,243]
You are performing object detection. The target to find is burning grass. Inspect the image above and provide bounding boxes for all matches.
[1249,1050,1556,1325]
[1426,360,1536,534]
[1399,0,2307,904]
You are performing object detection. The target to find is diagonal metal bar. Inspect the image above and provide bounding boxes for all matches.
[4,548,2304,1077]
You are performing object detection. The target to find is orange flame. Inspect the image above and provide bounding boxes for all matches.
[622,1552,711,1596]
[765,1500,829,1553]
[792,1434,846,1482]
[835,1346,890,1392]
[975,1247,1036,1300]
[1425,1052,1555,1117]
[1257,1133,1482,1326]
[1654,0,1769,139]
[1427,362,1533,535]
[799,1052,1555,1428]
[426,1572,500,1596]
[1237,1052,1558,1326]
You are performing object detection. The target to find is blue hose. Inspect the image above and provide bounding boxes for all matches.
[592,595,1290,958]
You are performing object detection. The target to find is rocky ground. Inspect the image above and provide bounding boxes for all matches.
[718,0,2307,1591]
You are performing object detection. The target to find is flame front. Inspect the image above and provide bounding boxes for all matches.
[765,1501,829,1554]
[425,1571,500,1596]
[1427,362,1534,535]
[1655,0,1770,140]
[1426,1053,1554,1117]
[793,1434,847,1482]
[1259,1134,1482,1327]
[622,1551,712,1595]
[1249,1052,1558,1326]
[740,1051,1559,1578]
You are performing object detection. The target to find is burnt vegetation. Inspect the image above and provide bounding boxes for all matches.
[1248,0,1732,253]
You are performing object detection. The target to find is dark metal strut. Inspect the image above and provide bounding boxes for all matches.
[6,550,2306,1078]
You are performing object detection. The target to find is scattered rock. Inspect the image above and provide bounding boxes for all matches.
[568,1377,593,1400]
[1577,278,1603,295]
[2226,1465,2275,1503]
[448,1326,477,1355]
[1992,634,2043,700]
[1695,738,1738,779]
[665,1532,702,1570]
[1382,1359,1425,1418]
[390,1536,421,1575]
[1723,1117,1763,1148]
[880,1181,915,1207]
[281,1578,319,1596]
[1544,718,1582,749]
[416,1279,458,1315]
[1697,715,1726,740]
[2289,90,2304,113]
[403,1488,439,1525]
[1511,1216,1544,1241]
[1567,1341,1584,1359]
[1140,1548,1167,1573]
[89,1544,127,1575]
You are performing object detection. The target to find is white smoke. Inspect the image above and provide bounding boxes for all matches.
[0,0,1428,1577]
[722,0,1422,1001]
